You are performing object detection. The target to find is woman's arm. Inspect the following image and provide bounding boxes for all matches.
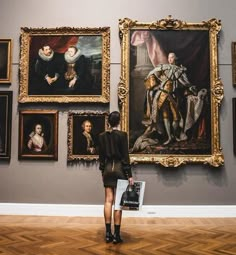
[121,132,132,179]
[98,134,105,174]
[27,138,33,150]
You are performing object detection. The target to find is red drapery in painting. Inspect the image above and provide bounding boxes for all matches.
[29,36,79,60]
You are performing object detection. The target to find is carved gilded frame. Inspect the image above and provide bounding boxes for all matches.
[19,110,58,160]
[67,111,108,161]
[19,27,110,103]
[118,16,224,167]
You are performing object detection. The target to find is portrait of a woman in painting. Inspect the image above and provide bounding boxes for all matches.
[19,110,58,160]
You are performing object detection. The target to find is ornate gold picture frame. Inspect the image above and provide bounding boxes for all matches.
[19,27,110,103]
[118,16,224,167]
[0,39,12,84]
[67,111,108,161]
[19,110,58,160]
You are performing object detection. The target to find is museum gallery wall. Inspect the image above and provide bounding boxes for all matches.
[0,17,225,167]
[1,3,236,206]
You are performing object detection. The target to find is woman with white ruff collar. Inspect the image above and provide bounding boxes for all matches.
[64,46,86,92]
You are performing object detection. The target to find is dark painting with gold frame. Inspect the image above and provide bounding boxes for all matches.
[0,39,12,84]
[0,91,12,160]
[19,27,110,103]
[118,16,224,167]
[19,110,58,160]
[68,111,108,161]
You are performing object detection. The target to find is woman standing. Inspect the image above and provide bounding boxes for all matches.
[98,111,134,244]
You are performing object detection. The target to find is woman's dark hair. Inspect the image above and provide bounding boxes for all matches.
[108,111,120,127]
[68,45,78,53]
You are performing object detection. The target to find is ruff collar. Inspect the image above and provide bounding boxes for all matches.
[38,49,54,62]
[64,49,81,64]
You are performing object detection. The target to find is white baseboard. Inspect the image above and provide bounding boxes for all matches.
[0,204,236,217]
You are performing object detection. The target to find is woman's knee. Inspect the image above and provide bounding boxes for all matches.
[105,196,114,204]
[105,188,114,202]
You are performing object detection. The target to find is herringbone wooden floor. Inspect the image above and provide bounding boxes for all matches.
[0,216,235,255]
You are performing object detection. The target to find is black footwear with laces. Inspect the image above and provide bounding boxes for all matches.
[105,232,114,243]
[113,235,123,244]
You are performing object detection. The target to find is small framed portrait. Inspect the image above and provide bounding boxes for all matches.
[0,91,12,160]
[19,27,110,103]
[19,110,58,160]
[118,16,224,167]
[0,39,12,84]
[67,111,108,161]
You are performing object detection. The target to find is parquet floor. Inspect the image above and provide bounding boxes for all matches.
[0,216,235,255]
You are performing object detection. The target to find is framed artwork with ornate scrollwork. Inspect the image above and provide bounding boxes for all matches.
[118,16,224,167]
[19,110,58,160]
[0,91,12,160]
[0,39,12,84]
[67,111,108,161]
[19,27,110,103]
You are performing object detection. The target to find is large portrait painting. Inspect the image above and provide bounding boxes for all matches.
[118,16,224,167]
[67,111,108,161]
[19,110,58,160]
[19,27,110,103]
[0,39,12,84]
[0,91,12,160]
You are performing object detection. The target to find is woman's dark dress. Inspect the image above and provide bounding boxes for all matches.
[98,130,132,187]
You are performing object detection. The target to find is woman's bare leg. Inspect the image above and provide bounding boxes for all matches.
[113,188,123,243]
[104,187,114,223]
[113,188,122,225]
[104,187,115,242]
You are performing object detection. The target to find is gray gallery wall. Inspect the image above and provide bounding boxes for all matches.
[0,0,236,205]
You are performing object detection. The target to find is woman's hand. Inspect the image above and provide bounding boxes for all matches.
[128,177,134,186]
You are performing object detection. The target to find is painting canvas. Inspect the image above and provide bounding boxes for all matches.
[0,39,12,84]
[118,16,224,167]
[0,91,12,160]
[19,110,58,160]
[19,27,110,103]
[67,111,108,161]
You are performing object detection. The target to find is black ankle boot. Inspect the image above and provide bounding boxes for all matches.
[105,232,114,243]
[113,234,123,244]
